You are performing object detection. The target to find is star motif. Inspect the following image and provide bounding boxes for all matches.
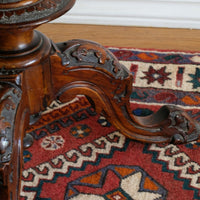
[188,68,200,89]
[66,165,167,200]
[70,124,91,138]
[41,135,65,150]
[141,66,171,86]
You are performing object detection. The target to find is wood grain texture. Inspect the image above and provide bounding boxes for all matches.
[38,23,200,51]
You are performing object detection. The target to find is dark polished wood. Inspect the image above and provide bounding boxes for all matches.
[0,0,199,199]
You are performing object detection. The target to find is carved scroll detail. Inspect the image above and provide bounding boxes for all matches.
[163,106,200,144]
[51,39,200,144]
[56,39,129,80]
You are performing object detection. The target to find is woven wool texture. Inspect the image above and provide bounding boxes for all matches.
[20,47,200,200]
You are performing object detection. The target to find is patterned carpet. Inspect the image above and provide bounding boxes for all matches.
[20,47,200,200]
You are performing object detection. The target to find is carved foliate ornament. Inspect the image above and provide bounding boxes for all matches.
[0,85,21,163]
[56,39,129,80]
[0,0,75,25]
[0,0,21,3]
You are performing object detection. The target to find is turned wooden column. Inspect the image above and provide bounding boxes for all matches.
[0,1,75,199]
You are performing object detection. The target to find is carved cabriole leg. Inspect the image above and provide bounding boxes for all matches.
[0,0,199,199]
[50,39,200,144]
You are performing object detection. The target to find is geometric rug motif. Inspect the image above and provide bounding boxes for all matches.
[65,165,167,200]
[21,130,128,200]
[144,143,200,200]
[20,47,200,200]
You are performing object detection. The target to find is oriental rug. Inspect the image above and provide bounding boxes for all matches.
[20,47,200,200]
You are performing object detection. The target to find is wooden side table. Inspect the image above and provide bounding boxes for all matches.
[0,0,199,199]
